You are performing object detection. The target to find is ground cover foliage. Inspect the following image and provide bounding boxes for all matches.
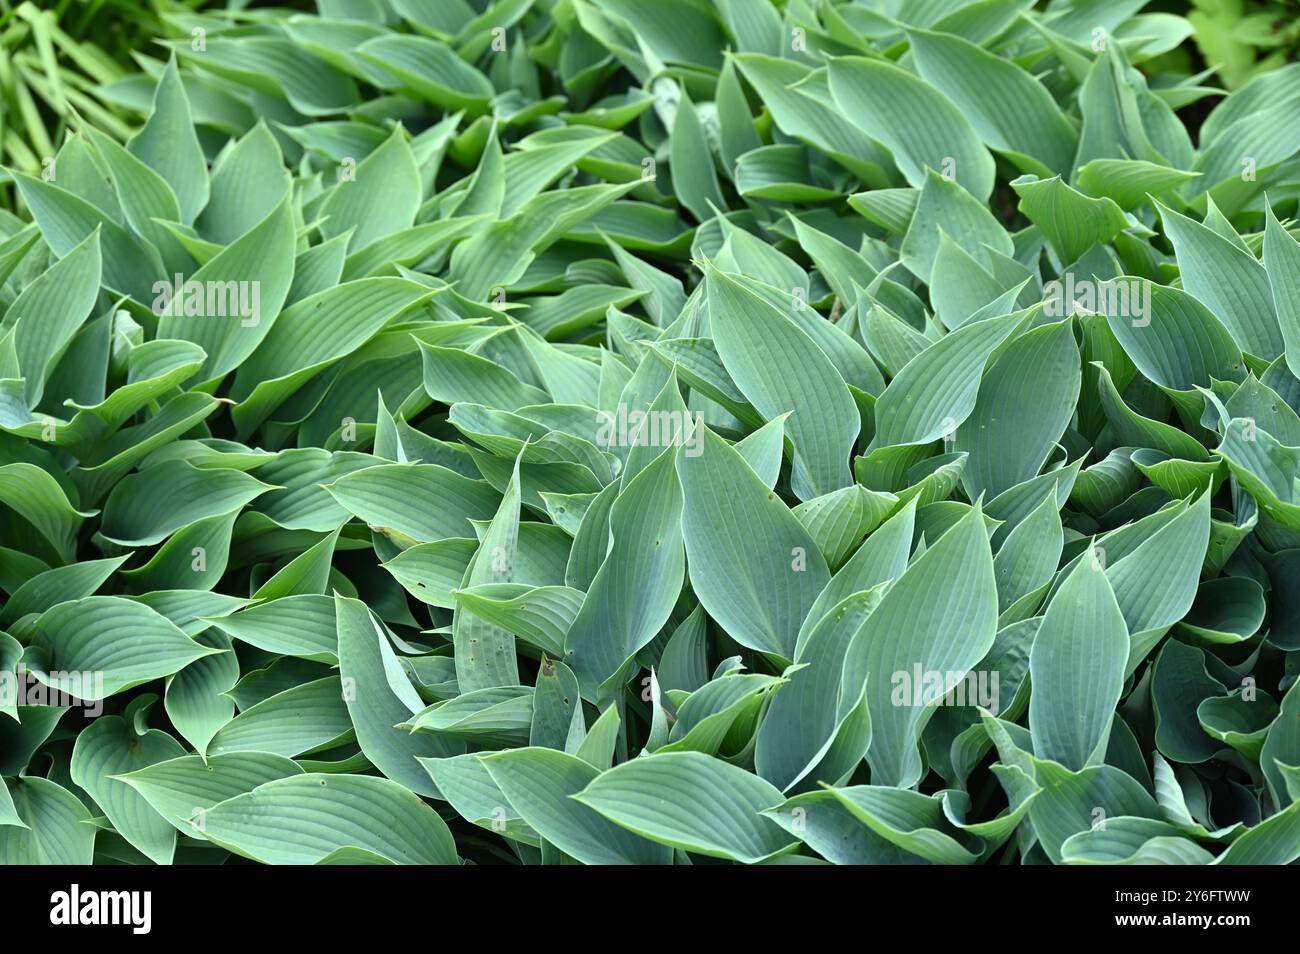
[1,0,1299,866]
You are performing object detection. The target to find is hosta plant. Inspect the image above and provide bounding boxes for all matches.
[0,0,1299,867]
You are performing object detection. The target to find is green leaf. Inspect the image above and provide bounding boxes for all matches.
[574,751,796,863]
[325,463,500,544]
[1029,559,1129,771]
[1261,679,1300,809]
[955,318,1080,499]
[0,777,95,865]
[115,752,303,837]
[164,630,238,757]
[0,462,93,562]
[209,594,338,663]
[1102,283,1243,393]
[11,173,162,302]
[483,748,671,864]
[670,88,725,223]
[1159,201,1284,359]
[873,312,1023,448]
[201,773,458,865]
[207,677,352,758]
[71,715,185,864]
[844,505,998,787]
[195,122,292,245]
[706,264,859,499]
[356,35,494,114]
[822,786,982,864]
[1263,203,1300,380]
[337,593,460,795]
[100,460,274,546]
[756,586,884,791]
[232,278,439,433]
[128,57,209,223]
[678,427,828,661]
[908,28,1076,176]
[5,229,101,407]
[827,57,995,201]
[319,127,421,251]
[565,448,684,695]
[901,168,1013,284]
[32,596,222,699]
[156,195,297,381]
[452,454,522,691]
[1012,175,1130,265]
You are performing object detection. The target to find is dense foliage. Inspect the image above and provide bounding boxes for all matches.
[1,0,1299,866]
